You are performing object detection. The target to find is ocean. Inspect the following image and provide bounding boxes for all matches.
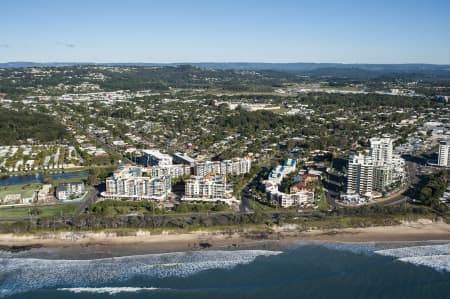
[2,241,450,298]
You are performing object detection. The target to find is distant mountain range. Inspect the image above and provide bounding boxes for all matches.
[1,61,450,74]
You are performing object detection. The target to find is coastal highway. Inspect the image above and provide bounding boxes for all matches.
[76,187,99,215]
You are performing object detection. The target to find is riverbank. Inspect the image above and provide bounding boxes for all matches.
[1,219,449,257]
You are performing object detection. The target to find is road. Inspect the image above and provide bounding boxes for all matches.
[383,153,441,206]
[76,187,99,215]
[239,163,272,213]
[92,134,134,165]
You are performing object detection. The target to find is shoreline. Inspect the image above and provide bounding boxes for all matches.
[1,219,450,257]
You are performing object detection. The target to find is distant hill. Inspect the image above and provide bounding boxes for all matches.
[2,61,450,75]
[193,62,450,73]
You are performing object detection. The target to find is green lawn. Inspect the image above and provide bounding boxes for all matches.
[0,183,42,200]
[249,199,277,212]
[0,203,80,219]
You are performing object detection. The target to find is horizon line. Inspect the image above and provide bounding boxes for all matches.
[2,61,450,66]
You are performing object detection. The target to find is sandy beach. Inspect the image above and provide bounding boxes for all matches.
[1,219,450,257]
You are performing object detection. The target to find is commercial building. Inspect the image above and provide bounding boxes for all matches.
[103,165,171,200]
[183,175,233,203]
[438,140,450,167]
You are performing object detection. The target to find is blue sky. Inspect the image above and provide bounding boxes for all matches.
[1,0,450,63]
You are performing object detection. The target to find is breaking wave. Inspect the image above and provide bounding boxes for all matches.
[375,243,450,272]
[57,287,164,295]
[0,250,281,297]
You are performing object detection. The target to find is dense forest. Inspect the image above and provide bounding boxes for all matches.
[0,108,67,144]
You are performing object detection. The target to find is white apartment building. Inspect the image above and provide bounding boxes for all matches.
[141,150,173,167]
[103,165,171,200]
[264,181,314,208]
[263,159,314,208]
[370,137,393,166]
[279,191,314,208]
[267,159,296,184]
[145,164,191,179]
[438,140,450,167]
[56,182,85,201]
[183,175,232,203]
[346,137,406,199]
[193,157,252,177]
[173,152,196,165]
[347,154,374,197]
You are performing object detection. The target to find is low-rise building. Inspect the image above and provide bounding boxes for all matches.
[37,184,54,202]
[56,182,85,201]
[1,194,22,205]
[263,159,314,208]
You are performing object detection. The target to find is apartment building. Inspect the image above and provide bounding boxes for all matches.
[370,137,393,166]
[183,175,232,202]
[438,140,450,167]
[347,154,374,197]
[193,157,252,177]
[346,137,406,199]
[145,164,191,179]
[141,150,173,167]
[56,182,85,201]
[104,165,171,200]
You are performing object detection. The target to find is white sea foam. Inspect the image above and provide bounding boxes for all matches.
[375,243,450,272]
[398,255,450,272]
[0,250,281,297]
[58,287,163,295]
[375,243,450,259]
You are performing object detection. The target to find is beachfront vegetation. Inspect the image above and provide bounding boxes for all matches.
[417,170,449,212]
[88,200,231,217]
[0,203,437,234]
